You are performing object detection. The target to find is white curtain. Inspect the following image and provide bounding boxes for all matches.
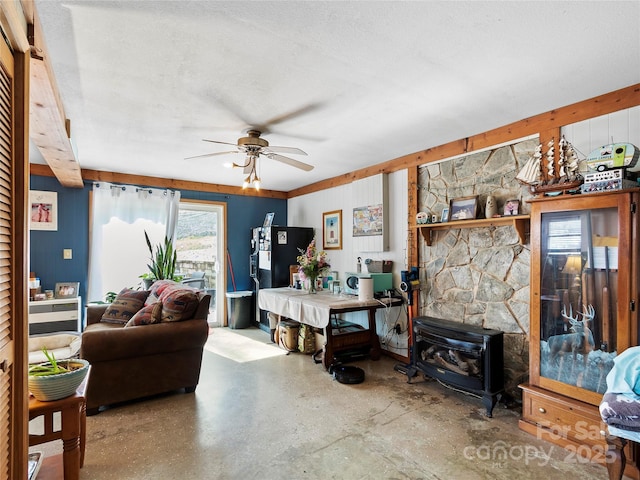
[87,182,181,302]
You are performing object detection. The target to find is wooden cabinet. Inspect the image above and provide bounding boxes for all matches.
[28,297,82,335]
[520,190,640,474]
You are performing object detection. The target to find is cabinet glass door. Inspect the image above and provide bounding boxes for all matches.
[539,206,618,394]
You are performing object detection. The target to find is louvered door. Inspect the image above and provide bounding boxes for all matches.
[0,36,17,480]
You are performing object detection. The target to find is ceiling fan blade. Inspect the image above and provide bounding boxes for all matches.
[264,153,314,172]
[185,151,238,160]
[263,145,308,156]
[260,103,321,128]
[202,139,239,147]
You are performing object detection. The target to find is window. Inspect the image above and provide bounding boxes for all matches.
[176,201,225,326]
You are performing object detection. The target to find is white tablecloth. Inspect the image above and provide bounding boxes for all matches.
[258,287,393,329]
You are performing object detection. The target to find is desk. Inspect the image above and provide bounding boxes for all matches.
[28,378,87,480]
[258,287,401,368]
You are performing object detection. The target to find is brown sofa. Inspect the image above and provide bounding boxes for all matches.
[81,283,210,415]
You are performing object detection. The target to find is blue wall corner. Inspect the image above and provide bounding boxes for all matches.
[29,176,289,311]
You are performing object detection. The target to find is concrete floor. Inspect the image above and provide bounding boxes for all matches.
[35,327,611,479]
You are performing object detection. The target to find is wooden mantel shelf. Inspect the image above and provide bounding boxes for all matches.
[412,215,530,246]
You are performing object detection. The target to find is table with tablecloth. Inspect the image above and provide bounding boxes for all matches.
[258,287,401,368]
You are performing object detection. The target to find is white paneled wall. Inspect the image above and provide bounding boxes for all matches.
[352,174,389,253]
[288,170,410,357]
[562,106,640,162]
[288,170,408,288]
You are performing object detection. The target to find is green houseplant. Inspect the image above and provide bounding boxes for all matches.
[28,348,90,401]
[142,230,180,288]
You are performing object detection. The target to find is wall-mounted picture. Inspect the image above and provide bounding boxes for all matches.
[353,204,383,237]
[55,282,79,299]
[323,210,342,250]
[441,207,449,223]
[449,196,479,221]
[504,199,520,216]
[29,190,58,231]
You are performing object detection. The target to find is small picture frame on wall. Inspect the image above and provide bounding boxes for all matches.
[441,207,449,223]
[55,282,79,299]
[504,199,520,216]
[449,196,479,221]
[323,210,342,250]
[29,190,58,231]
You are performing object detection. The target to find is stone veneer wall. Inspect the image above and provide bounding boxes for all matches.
[417,138,538,398]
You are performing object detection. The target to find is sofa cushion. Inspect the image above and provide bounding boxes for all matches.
[159,288,199,322]
[145,280,175,305]
[125,301,163,327]
[101,288,150,324]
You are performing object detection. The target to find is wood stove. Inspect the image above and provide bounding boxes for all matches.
[407,316,504,417]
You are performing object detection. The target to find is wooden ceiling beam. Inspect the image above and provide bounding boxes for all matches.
[26,3,83,188]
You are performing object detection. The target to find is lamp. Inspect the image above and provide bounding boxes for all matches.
[563,254,582,276]
[563,254,583,311]
[235,154,260,190]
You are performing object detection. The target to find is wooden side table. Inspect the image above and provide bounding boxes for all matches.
[28,376,88,480]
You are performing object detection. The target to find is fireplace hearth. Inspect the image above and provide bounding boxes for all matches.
[407,316,504,417]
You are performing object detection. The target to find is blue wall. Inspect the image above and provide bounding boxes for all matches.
[29,175,289,305]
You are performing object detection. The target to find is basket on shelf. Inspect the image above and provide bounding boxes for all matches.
[365,259,393,273]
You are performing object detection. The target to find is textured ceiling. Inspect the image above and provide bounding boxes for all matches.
[32,1,640,192]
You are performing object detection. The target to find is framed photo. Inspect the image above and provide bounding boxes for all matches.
[449,196,479,221]
[323,210,342,250]
[441,207,450,223]
[55,282,79,299]
[263,212,275,228]
[29,190,58,231]
[504,199,520,216]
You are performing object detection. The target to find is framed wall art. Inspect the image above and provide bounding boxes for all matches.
[29,190,58,231]
[322,210,342,250]
[441,207,450,223]
[55,282,79,299]
[353,204,383,237]
[449,196,479,221]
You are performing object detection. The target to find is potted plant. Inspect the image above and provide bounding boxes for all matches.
[28,348,90,401]
[142,231,181,288]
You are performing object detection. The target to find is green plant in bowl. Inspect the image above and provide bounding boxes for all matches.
[28,348,89,401]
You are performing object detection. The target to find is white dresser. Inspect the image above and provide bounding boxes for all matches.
[28,297,82,335]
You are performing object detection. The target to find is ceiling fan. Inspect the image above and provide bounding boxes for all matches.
[186,129,314,189]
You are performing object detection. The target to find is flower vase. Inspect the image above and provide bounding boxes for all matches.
[308,275,318,293]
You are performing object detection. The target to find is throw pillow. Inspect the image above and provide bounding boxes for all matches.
[159,288,199,322]
[125,301,162,327]
[145,279,178,305]
[101,288,150,324]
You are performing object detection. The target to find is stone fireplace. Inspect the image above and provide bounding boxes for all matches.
[417,138,537,397]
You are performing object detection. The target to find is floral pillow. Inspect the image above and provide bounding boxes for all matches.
[125,302,163,327]
[101,288,150,324]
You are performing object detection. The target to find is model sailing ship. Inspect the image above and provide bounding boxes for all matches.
[516,136,583,195]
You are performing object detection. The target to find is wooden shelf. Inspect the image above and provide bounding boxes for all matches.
[412,215,530,246]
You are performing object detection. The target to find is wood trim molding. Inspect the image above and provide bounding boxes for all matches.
[287,83,640,198]
[29,163,289,199]
[28,79,639,199]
